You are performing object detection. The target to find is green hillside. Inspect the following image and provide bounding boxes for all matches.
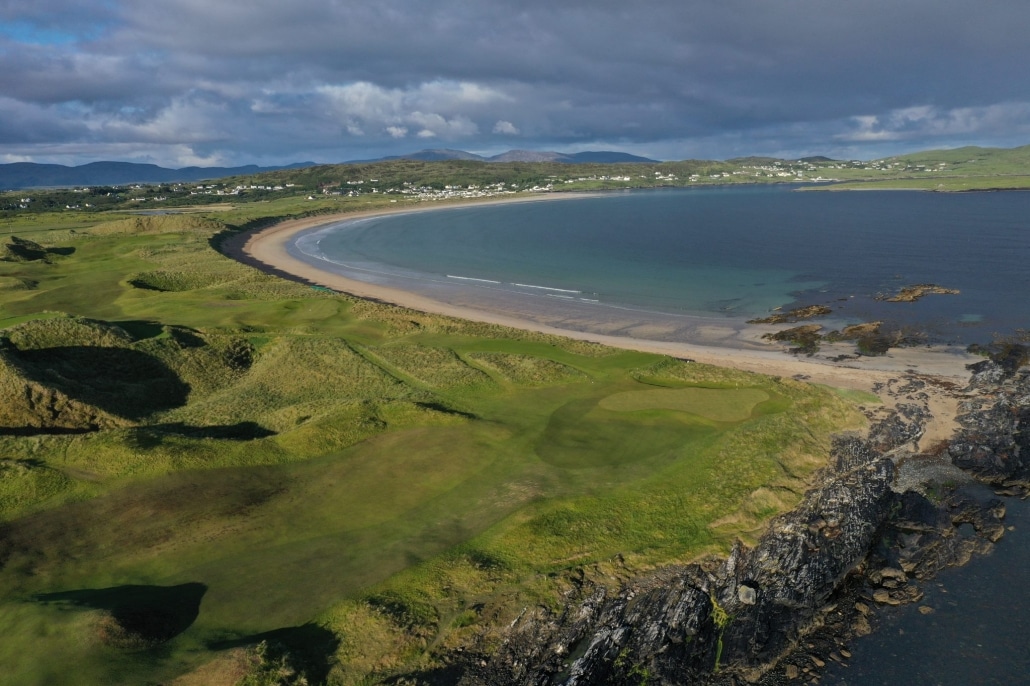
[0,201,866,684]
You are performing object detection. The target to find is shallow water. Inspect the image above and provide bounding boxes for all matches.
[295,186,1030,346]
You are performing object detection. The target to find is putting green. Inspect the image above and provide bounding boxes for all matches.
[598,387,770,422]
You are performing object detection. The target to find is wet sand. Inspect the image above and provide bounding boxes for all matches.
[221,197,981,435]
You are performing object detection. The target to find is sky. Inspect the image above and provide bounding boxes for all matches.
[2,0,1030,167]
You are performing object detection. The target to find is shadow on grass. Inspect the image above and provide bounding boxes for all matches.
[210,623,340,684]
[1,237,75,262]
[122,422,276,449]
[415,401,478,420]
[34,582,206,649]
[128,421,277,446]
[13,346,190,419]
[383,664,467,685]
[110,319,165,341]
[0,426,97,436]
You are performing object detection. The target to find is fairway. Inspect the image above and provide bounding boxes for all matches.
[599,386,771,422]
[0,209,866,685]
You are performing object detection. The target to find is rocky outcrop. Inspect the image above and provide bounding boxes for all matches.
[949,362,1030,493]
[876,284,960,303]
[459,410,922,685]
[450,364,1021,686]
[748,305,832,325]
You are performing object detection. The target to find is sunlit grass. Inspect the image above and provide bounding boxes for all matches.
[0,207,868,685]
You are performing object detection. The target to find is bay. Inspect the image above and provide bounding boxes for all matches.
[295,185,1030,345]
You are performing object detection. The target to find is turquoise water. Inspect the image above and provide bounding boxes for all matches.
[293,186,1030,345]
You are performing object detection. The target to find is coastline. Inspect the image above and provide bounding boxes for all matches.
[221,196,978,425]
[218,195,1028,683]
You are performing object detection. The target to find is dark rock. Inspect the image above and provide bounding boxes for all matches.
[460,436,901,685]
[950,368,1030,491]
[449,364,1027,686]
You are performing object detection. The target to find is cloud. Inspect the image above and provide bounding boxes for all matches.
[493,120,519,135]
[317,81,490,140]
[839,103,1030,144]
[0,153,33,163]
[2,1,1030,164]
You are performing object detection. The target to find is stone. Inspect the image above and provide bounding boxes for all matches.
[853,615,872,637]
[737,584,757,605]
[872,589,893,604]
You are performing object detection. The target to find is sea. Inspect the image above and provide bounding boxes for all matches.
[290,185,1030,683]
[292,185,1030,347]
[821,493,1030,686]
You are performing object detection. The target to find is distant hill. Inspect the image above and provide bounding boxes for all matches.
[387,149,485,162]
[0,161,316,190]
[356,148,659,164]
[726,156,783,165]
[878,144,1030,173]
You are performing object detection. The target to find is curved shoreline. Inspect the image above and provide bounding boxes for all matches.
[220,195,980,442]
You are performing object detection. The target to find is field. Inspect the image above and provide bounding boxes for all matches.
[806,175,1030,192]
[0,202,865,684]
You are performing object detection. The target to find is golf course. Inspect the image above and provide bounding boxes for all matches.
[0,198,867,684]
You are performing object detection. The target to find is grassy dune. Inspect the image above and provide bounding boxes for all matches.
[0,207,866,684]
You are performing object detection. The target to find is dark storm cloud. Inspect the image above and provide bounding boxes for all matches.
[2,0,1030,165]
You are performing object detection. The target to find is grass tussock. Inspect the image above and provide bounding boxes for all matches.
[370,344,493,390]
[3,315,133,350]
[466,351,586,385]
[128,269,232,292]
[0,347,128,433]
[1,236,53,263]
[633,357,770,388]
[88,215,223,236]
[0,276,37,291]
[347,299,616,357]
[0,459,73,514]
[167,337,409,433]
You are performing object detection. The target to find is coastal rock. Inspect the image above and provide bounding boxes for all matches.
[748,305,832,325]
[761,325,823,355]
[738,584,758,605]
[950,365,1030,492]
[837,322,882,339]
[876,284,960,303]
[449,364,1026,686]
[459,435,900,685]
[866,402,928,453]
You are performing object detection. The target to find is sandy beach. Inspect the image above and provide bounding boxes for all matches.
[221,196,982,444]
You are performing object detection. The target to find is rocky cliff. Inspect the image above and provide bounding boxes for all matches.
[448,362,1020,685]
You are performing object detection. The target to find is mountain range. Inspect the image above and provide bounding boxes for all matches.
[362,149,659,164]
[0,150,657,189]
[0,161,315,190]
